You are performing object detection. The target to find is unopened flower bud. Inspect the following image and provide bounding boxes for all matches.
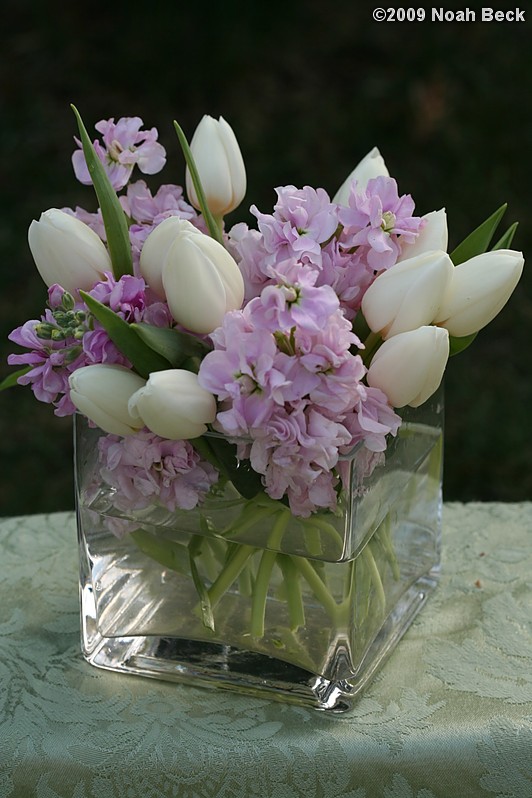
[28,209,111,294]
[139,216,201,298]
[367,326,449,408]
[333,147,389,206]
[186,115,247,216]
[162,230,245,334]
[69,364,146,436]
[434,249,524,337]
[362,250,454,339]
[129,369,217,440]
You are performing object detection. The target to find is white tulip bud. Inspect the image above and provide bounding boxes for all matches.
[28,209,112,294]
[434,249,524,337]
[162,230,245,334]
[361,250,454,339]
[69,365,146,436]
[139,216,201,298]
[367,326,449,408]
[186,115,246,216]
[333,147,389,206]
[129,369,217,440]
[398,209,448,261]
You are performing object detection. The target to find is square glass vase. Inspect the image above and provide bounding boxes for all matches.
[75,391,443,713]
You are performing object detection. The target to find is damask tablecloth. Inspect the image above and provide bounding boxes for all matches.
[0,503,531,798]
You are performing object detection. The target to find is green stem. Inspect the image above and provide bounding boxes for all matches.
[207,544,256,609]
[375,516,400,581]
[361,544,386,613]
[291,556,339,621]
[250,549,278,637]
[250,510,291,638]
[278,555,306,631]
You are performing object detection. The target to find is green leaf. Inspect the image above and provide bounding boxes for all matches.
[492,221,518,251]
[131,323,211,369]
[0,366,31,391]
[205,435,263,500]
[71,105,133,279]
[130,529,190,575]
[450,204,507,265]
[449,332,478,356]
[173,120,225,246]
[80,291,171,378]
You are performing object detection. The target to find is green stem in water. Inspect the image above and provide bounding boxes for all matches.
[207,544,256,609]
[250,510,291,638]
[278,554,306,631]
[360,543,386,614]
[291,555,340,621]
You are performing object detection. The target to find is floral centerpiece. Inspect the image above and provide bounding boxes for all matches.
[2,108,523,711]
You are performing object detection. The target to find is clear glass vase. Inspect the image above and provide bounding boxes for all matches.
[75,391,443,713]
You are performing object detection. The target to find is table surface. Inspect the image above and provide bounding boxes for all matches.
[0,504,531,798]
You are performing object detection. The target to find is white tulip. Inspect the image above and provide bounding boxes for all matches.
[28,209,111,294]
[139,217,201,298]
[333,147,389,206]
[185,115,246,216]
[361,250,454,339]
[129,369,217,440]
[69,365,146,436]
[434,249,524,337]
[398,209,448,261]
[162,230,245,334]
[367,326,449,408]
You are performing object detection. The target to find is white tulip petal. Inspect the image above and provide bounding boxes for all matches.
[69,364,146,435]
[28,209,111,294]
[130,369,217,440]
[362,250,453,338]
[139,217,200,298]
[185,115,246,216]
[367,326,449,408]
[435,249,524,337]
[398,209,448,261]
[333,147,389,205]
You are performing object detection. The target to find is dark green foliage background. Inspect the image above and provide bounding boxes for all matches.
[1,1,531,516]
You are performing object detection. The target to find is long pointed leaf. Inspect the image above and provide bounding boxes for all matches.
[71,105,133,279]
[173,120,225,246]
[0,366,31,391]
[492,221,518,251]
[449,331,478,356]
[80,291,171,378]
[131,322,211,368]
[450,204,507,265]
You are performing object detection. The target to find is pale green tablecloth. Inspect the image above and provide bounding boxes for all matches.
[0,504,531,798]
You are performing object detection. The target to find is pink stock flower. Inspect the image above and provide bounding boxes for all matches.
[338,176,424,271]
[97,431,219,526]
[72,117,166,191]
[199,278,400,516]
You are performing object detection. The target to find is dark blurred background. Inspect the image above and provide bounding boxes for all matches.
[1,0,531,516]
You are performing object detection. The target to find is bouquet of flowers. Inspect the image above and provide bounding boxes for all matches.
[2,108,524,707]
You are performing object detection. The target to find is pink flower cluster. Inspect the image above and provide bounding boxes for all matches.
[72,117,167,191]
[8,275,171,416]
[97,430,219,529]
[198,269,400,516]
[229,179,424,319]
